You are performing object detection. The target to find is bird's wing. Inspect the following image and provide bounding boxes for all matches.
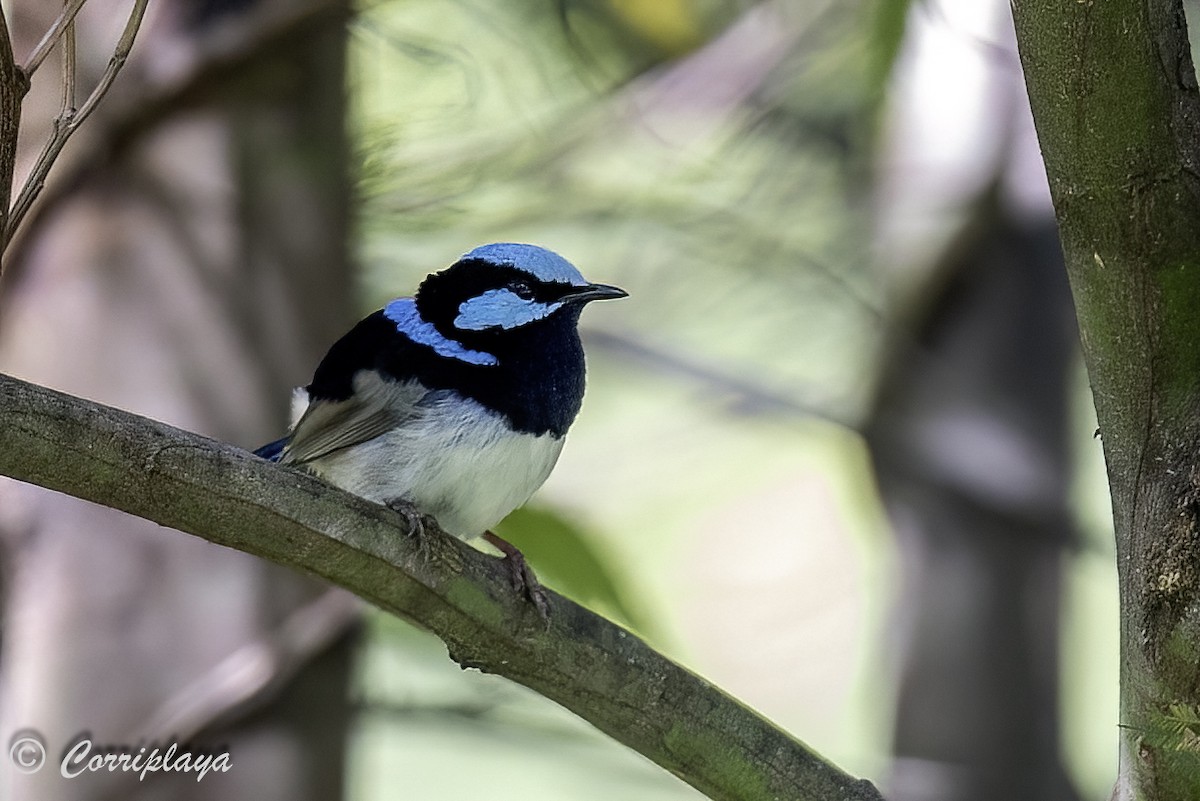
[281,371,429,465]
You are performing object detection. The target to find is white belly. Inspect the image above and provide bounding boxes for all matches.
[306,394,565,539]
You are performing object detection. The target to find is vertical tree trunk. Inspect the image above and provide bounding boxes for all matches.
[0,1,357,798]
[0,11,20,252]
[1012,0,1200,797]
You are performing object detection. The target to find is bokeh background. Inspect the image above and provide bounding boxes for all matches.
[7,0,1185,798]
[347,2,1117,799]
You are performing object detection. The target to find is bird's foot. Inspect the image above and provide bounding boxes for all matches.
[386,498,436,561]
[482,530,549,620]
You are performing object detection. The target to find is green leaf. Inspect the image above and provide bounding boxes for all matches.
[495,506,650,634]
[867,0,913,97]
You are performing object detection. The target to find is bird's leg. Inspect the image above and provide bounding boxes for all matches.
[386,498,436,562]
[482,530,549,620]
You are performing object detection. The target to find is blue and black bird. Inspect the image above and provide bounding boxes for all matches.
[256,243,626,611]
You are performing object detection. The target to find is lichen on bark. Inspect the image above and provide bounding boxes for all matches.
[1012,0,1200,796]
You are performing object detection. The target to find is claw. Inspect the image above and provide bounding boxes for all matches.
[482,530,550,620]
[386,498,435,561]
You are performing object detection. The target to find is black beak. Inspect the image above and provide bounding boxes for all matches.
[565,283,628,304]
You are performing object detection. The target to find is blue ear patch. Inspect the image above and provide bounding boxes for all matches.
[462,243,587,286]
[384,298,498,366]
[455,288,563,331]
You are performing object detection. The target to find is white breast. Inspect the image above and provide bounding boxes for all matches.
[303,391,565,539]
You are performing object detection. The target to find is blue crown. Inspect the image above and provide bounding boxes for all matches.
[461,243,587,286]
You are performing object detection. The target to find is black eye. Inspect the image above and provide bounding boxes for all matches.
[509,280,535,300]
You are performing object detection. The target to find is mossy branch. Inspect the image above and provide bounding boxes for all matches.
[0,372,883,801]
[1012,0,1200,796]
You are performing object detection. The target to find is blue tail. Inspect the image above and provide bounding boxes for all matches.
[254,437,288,462]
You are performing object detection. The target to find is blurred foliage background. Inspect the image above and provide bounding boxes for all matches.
[341,1,1120,799]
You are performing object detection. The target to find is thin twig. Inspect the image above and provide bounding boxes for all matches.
[5,0,149,243]
[20,0,88,79]
[3,0,343,273]
[5,128,69,244]
[74,0,148,122]
[61,11,77,119]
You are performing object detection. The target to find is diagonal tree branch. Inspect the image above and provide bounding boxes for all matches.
[0,371,883,801]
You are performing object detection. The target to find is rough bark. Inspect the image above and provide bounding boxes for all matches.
[0,372,884,801]
[0,10,24,253]
[1012,0,1200,797]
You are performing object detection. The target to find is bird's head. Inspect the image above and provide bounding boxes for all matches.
[414,243,626,343]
